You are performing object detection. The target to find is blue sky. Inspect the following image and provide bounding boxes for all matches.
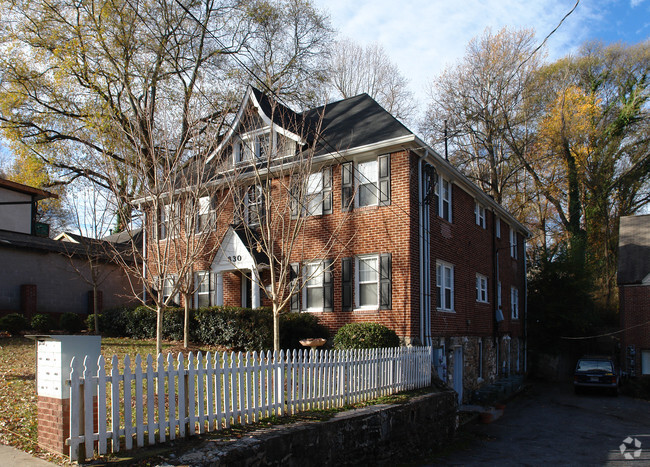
[314,0,650,104]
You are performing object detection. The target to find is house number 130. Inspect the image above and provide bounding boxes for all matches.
[228,255,242,262]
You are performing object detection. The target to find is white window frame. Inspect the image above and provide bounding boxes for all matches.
[475,202,486,229]
[511,286,519,319]
[355,254,380,310]
[356,159,379,208]
[437,175,452,222]
[306,171,324,216]
[642,350,650,376]
[195,196,216,233]
[510,227,518,259]
[303,261,325,312]
[496,217,501,238]
[436,261,454,312]
[236,129,272,163]
[476,274,488,303]
[194,271,212,308]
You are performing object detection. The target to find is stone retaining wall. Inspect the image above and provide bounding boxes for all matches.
[196,389,457,466]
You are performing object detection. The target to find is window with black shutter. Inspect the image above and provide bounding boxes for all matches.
[290,263,300,311]
[378,155,391,206]
[341,162,354,211]
[341,257,353,311]
[379,253,392,309]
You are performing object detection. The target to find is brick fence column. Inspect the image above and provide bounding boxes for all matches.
[34,336,101,458]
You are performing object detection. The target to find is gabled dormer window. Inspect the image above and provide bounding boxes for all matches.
[234,129,272,163]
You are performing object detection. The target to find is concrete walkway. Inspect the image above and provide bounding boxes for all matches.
[0,444,59,466]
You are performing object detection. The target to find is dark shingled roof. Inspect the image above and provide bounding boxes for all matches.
[304,93,413,156]
[0,229,137,262]
[618,214,650,285]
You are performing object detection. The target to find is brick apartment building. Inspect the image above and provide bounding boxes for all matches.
[146,87,528,402]
[618,214,650,377]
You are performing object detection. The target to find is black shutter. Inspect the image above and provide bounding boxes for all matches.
[322,167,333,215]
[341,257,353,311]
[341,162,354,211]
[290,263,300,312]
[290,184,299,219]
[379,253,392,310]
[323,260,333,311]
[378,155,391,206]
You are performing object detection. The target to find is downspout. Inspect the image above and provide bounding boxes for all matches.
[418,158,425,346]
[418,155,433,348]
[524,238,528,373]
[492,212,499,374]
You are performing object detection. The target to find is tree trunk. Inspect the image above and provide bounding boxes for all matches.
[93,284,100,335]
[273,304,280,352]
[184,293,191,349]
[156,305,163,356]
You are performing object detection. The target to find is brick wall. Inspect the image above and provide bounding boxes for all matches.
[37,396,70,455]
[620,284,650,376]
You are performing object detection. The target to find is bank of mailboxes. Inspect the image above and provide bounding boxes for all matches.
[36,335,101,399]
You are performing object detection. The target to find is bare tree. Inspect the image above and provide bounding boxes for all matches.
[58,181,119,334]
[329,38,416,124]
[421,27,543,214]
[0,0,333,229]
[221,91,352,351]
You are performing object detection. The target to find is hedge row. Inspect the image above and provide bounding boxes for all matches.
[88,305,331,352]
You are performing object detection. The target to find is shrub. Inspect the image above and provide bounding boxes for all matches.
[31,313,52,333]
[279,312,330,350]
[333,322,400,349]
[126,306,157,339]
[163,307,190,341]
[0,313,28,336]
[59,312,84,334]
[195,307,273,351]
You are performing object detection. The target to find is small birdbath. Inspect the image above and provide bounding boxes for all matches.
[299,338,327,351]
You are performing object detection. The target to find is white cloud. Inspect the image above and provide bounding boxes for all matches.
[317,0,608,109]
[631,0,646,7]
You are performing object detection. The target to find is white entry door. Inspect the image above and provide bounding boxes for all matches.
[454,346,463,403]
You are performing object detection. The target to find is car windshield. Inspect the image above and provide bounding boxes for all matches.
[577,360,613,372]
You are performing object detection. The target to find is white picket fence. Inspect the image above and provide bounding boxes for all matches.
[67,346,432,462]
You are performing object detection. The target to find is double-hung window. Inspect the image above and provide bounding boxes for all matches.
[194,271,213,308]
[496,217,501,238]
[436,176,452,222]
[357,255,379,308]
[475,202,486,229]
[196,196,216,232]
[358,159,379,207]
[235,130,271,163]
[642,350,650,375]
[476,274,488,303]
[341,155,390,210]
[436,261,454,311]
[292,168,332,218]
[511,287,519,319]
[302,260,333,311]
[510,228,518,259]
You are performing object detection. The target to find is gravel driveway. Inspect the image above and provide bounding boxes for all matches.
[426,381,650,466]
